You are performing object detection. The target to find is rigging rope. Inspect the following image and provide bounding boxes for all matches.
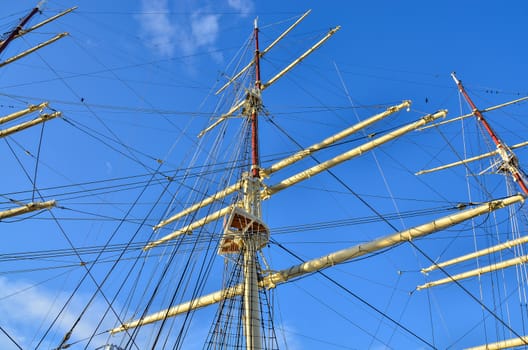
[31,119,46,201]
[272,238,437,349]
[0,324,23,350]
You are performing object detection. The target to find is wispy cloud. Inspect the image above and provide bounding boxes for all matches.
[0,277,112,349]
[137,0,177,57]
[227,0,254,17]
[137,0,254,59]
[190,11,220,48]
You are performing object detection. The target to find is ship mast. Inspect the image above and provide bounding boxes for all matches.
[251,18,262,179]
[0,2,41,55]
[0,3,74,222]
[112,14,522,349]
[0,2,73,69]
[108,32,528,347]
[243,17,264,350]
[451,72,528,195]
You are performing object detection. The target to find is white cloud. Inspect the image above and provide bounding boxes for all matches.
[137,0,221,59]
[0,277,113,349]
[136,0,253,60]
[190,12,220,48]
[137,0,177,57]
[227,0,254,17]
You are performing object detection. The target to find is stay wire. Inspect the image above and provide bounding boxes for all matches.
[11,50,184,341]
[408,240,528,346]
[4,137,36,194]
[445,283,523,349]
[67,32,205,154]
[127,198,219,348]
[0,268,75,301]
[117,121,237,348]
[60,116,159,170]
[26,110,181,350]
[206,253,244,348]
[291,275,390,347]
[35,204,141,350]
[171,121,247,348]
[266,111,526,345]
[271,238,436,349]
[98,195,206,347]
[77,160,188,348]
[148,233,208,349]
[2,170,166,197]
[32,121,46,201]
[24,35,155,177]
[171,228,219,349]
[0,324,23,350]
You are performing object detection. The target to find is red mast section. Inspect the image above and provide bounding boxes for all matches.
[0,3,41,55]
[251,19,262,178]
[451,72,528,195]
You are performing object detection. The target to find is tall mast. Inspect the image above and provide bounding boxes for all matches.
[244,17,264,350]
[115,15,345,346]
[0,2,72,69]
[251,18,262,179]
[451,72,528,195]
[0,3,41,55]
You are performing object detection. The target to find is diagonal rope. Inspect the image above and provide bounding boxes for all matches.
[0,324,23,350]
[32,121,46,201]
[265,110,528,346]
[272,238,437,349]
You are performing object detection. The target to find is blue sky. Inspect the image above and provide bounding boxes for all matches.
[1,1,528,349]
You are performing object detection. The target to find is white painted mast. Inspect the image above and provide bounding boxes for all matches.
[0,5,70,221]
[0,33,68,68]
[422,234,528,273]
[111,15,528,350]
[0,200,56,220]
[146,109,445,251]
[417,254,528,290]
[111,194,524,333]
[416,139,528,175]
[215,10,312,96]
[198,25,340,138]
[0,3,73,68]
[0,111,61,138]
[153,100,411,231]
[466,336,528,350]
[241,16,264,349]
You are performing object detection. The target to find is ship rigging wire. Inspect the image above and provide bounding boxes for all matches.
[3,4,528,349]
